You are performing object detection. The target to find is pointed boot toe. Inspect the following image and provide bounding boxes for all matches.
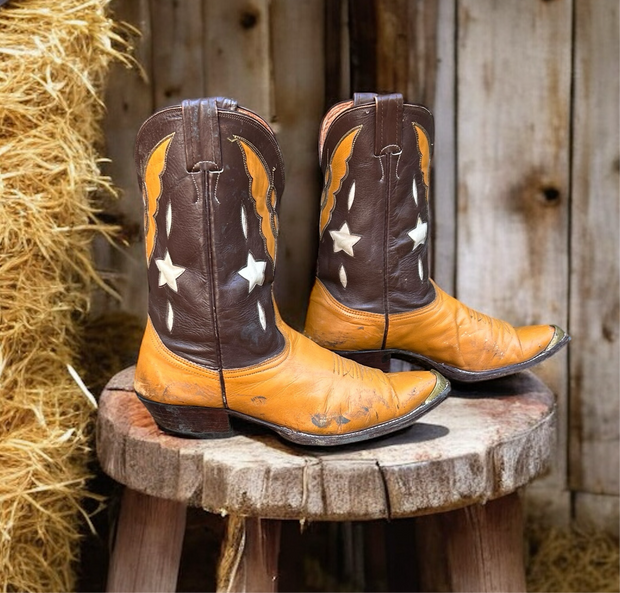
[387,369,450,407]
[515,324,569,360]
[224,321,450,446]
[503,324,571,372]
[133,97,450,446]
[381,285,571,382]
[304,93,569,382]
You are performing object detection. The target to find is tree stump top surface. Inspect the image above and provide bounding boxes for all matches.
[97,367,555,521]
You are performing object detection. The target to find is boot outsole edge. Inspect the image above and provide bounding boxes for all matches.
[135,371,450,447]
[336,327,570,384]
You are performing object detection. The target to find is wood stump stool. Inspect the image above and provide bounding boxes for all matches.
[97,367,556,592]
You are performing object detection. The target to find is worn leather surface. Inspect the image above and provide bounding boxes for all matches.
[305,279,385,350]
[135,305,439,435]
[305,278,556,372]
[135,318,222,406]
[387,283,555,370]
[135,99,285,369]
[315,94,436,317]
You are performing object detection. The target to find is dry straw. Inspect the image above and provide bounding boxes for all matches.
[0,0,131,589]
[526,524,620,593]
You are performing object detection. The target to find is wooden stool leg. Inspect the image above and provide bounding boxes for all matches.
[107,488,187,593]
[217,516,281,593]
[414,513,451,592]
[445,492,526,592]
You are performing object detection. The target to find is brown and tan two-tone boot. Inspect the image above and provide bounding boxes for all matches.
[132,97,450,446]
[304,93,569,382]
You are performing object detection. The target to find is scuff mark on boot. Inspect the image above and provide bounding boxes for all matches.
[311,413,332,428]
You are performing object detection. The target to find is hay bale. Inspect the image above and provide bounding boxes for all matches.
[526,524,620,592]
[0,1,131,590]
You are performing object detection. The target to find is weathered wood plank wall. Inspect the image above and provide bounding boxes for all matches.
[569,0,619,533]
[456,0,572,522]
[100,0,619,534]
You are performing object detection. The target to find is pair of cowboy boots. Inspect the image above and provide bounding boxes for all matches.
[133,93,568,447]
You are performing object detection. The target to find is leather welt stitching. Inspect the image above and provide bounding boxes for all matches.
[380,98,386,151]
[315,280,383,321]
[209,105,218,168]
[189,172,201,204]
[212,171,221,204]
[389,281,442,320]
[374,153,385,181]
[223,332,292,378]
[148,321,219,379]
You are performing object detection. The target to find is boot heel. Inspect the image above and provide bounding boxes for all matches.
[336,350,392,372]
[136,394,234,439]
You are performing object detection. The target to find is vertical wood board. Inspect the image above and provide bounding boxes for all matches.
[352,0,455,292]
[203,0,273,118]
[375,0,410,96]
[569,0,619,496]
[574,492,620,538]
[270,0,325,328]
[431,0,457,294]
[524,487,572,530]
[456,0,572,499]
[405,0,440,107]
[151,0,205,109]
[348,0,377,93]
[324,0,351,106]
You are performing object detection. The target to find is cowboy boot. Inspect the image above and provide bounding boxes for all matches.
[304,93,569,382]
[132,97,450,446]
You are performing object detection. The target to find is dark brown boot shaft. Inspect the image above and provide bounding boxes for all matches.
[316,93,436,318]
[135,98,285,370]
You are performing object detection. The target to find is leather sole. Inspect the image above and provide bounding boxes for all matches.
[337,326,570,383]
[135,371,450,446]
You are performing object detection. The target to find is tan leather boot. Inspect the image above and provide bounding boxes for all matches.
[304,93,569,382]
[133,97,450,446]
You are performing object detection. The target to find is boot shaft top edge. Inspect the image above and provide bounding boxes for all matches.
[319,93,435,166]
[134,98,285,185]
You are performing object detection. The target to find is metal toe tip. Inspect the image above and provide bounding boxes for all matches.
[425,370,451,403]
[546,325,570,352]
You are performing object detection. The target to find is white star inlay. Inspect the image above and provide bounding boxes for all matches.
[407,216,428,252]
[238,252,266,293]
[418,258,424,281]
[330,222,362,257]
[155,251,186,292]
[412,178,419,205]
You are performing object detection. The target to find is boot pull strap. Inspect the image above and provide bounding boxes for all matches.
[181,97,238,172]
[373,93,403,155]
[353,92,377,106]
